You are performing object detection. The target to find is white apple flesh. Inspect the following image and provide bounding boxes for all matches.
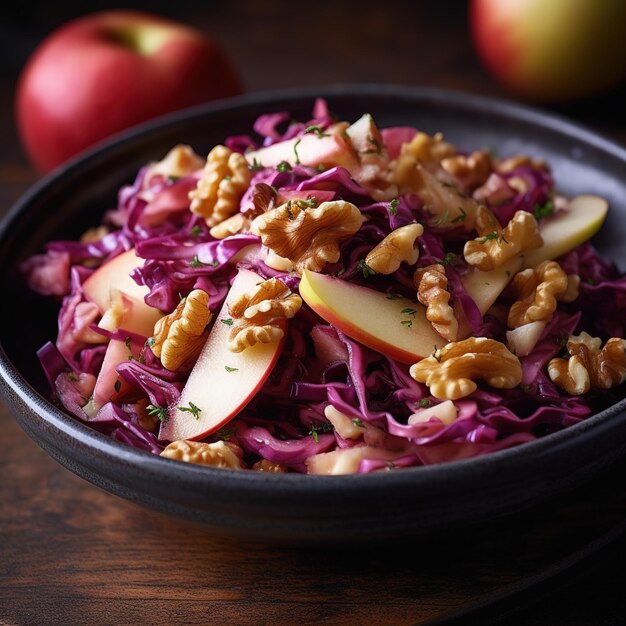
[159,269,286,442]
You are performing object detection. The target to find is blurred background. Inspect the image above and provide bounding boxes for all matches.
[2,2,626,625]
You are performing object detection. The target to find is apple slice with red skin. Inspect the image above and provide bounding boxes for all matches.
[159,269,286,442]
[83,248,149,311]
[299,270,445,365]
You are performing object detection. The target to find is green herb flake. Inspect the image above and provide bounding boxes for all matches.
[190,225,203,236]
[357,259,376,279]
[293,138,302,165]
[220,318,234,326]
[248,158,264,171]
[309,421,333,442]
[124,336,132,350]
[451,207,467,224]
[209,260,219,267]
[385,293,402,300]
[167,175,181,183]
[304,125,330,138]
[276,161,292,173]
[178,402,202,419]
[388,198,400,216]
[190,255,208,268]
[224,365,239,373]
[147,404,169,423]
[361,134,383,155]
[434,209,450,226]
[400,307,417,316]
[400,319,413,328]
[352,418,365,428]
[67,371,79,382]
[443,252,457,266]
[533,200,555,220]
[483,232,499,240]
[416,398,431,408]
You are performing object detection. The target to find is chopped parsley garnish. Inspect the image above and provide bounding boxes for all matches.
[401,307,417,316]
[248,158,264,171]
[276,161,292,173]
[442,252,457,266]
[533,200,555,220]
[451,207,467,224]
[416,398,431,408]
[483,232,499,240]
[400,319,413,328]
[357,259,376,278]
[220,318,234,326]
[385,293,402,300]
[224,365,239,373]
[309,422,333,443]
[178,402,202,419]
[190,255,208,268]
[361,134,383,155]
[190,225,203,236]
[147,404,169,423]
[67,372,79,382]
[389,198,400,216]
[352,418,365,428]
[434,209,450,226]
[167,175,180,183]
[304,125,330,138]
[293,138,302,165]
[208,260,219,267]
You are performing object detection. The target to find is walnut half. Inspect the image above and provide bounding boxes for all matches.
[410,337,522,400]
[228,278,302,353]
[161,440,244,469]
[365,223,423,274]
[414,263,458,341]
[548,332,626,395]
[251,200,363,273]
[151,289,211,371]
[189,145,252,227]
[464,207,543,271]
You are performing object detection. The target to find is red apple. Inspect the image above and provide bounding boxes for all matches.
[16,10,242,172]
[471,0,626,101]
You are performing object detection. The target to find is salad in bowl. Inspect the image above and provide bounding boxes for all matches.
[23,98,626,475]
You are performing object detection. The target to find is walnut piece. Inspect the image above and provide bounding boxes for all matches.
[440,150,493,191]
[209,213,247,239]
[398,131,456,172]
[496,154,549,174]
[365,224,423,274]
[507,261,579,328]
[463,207,543,271]
[189,145,252,227]
[148,144,204,180]
[151,289,211,371]
[548,332,626,395]
[410,337,522,400]
[250,200,363,273]
[252,459,288,473]
[228,277,302,353]
[161,439,244,469]
[414,263,458,341]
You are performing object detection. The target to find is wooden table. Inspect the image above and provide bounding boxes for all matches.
[2,2,626,624]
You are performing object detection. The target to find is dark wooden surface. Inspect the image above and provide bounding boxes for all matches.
[2,2,626,624]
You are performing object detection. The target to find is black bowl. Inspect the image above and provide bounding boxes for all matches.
[1,85,625,543]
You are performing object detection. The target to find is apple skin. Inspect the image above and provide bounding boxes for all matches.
[160,269,286,442]
[299,270,445,365]
[471,0,626,101]
[16,10,242,172]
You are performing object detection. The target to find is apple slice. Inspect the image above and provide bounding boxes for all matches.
[98,289,162,337]
[462,195,608,314]
[83,248,148,312]
[160,269,286,442]
[523,194,608,268]
[245,129,359,171]
[299,270,445,364]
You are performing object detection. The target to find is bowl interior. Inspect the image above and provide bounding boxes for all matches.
[1,86,626,542]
